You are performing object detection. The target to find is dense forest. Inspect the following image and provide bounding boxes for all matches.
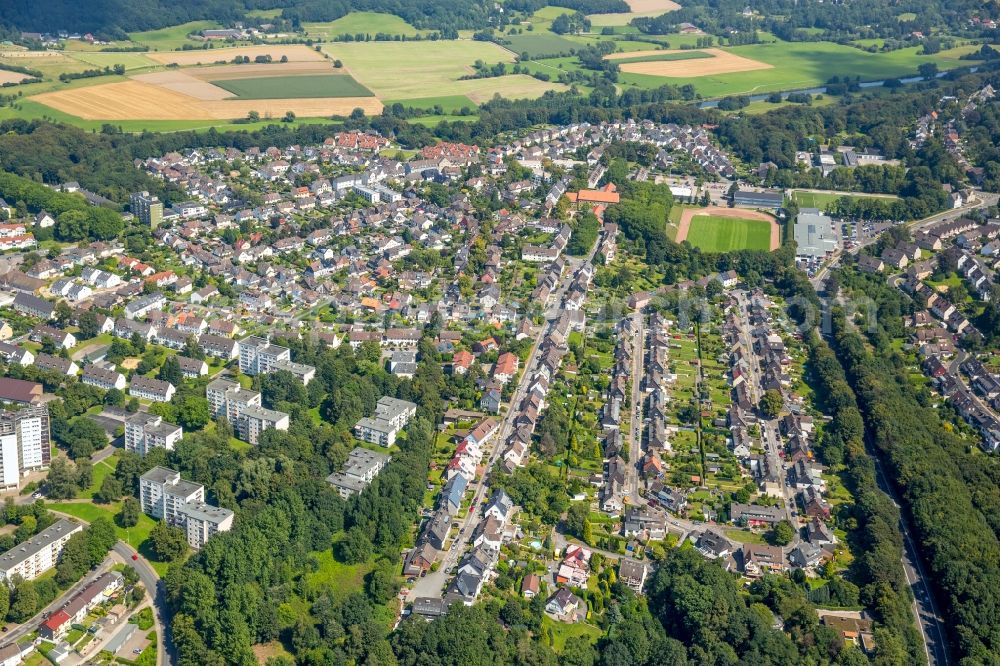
[825,268,1000,665]
[633,0,996,43]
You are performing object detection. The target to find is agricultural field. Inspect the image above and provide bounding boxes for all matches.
[211,74,373,99]
[586,0,681,26]
[610,50,713,65]
[681,214,776,252]
[303,12,428,39]
[60,51,158,71]
[607,48,773,77]
[502,33,580,58]
[616,37,982,97]
[0,70,29,85]
[321,39,566,103]
[146,44,326,66]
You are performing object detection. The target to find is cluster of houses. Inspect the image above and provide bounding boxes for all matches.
[597,316,639,514]
[444,489,516,605]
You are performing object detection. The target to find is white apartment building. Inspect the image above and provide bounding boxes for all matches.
[0,519,82,582]
[237,406,289,446]
[206,378,289,445]
[140,466,204,526]
[129,376,176,403]
[139,467,233,549]
[326,447,391,499]
[124,414,183,456]
[1,406,51,474]
[182,501,235,549]
[0,430,17,489]
[238,335,291,376]
[353,396,418,447]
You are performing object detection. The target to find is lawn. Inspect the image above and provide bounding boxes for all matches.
[616,36,981,98]
[684,215,773,252]
[541,615,602,651]
[725,528,769,545]
[210,74,374,99]
[503,33,580,58]
[303,12,428,39]
[79,455,120,500]
[129,21,221,50]
[49,500,166,575]
[321,39,566,101]
[611,51,713,65]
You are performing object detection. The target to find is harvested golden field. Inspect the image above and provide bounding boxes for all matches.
[131,62,349,100]
[32,80,382,120]
[131,71,233,100]
[624,0,680,11]
[0,70,28,85]
[146,44,326,66]
[607,48,772,77]
[182,61,337,80]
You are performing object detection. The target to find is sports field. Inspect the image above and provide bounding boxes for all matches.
[684,215,774,251]
[792,190,899,210]
[211,74,373,99]
[677,207,779,251]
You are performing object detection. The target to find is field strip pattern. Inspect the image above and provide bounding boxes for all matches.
[32,80,382,119]
[607,48,772,77]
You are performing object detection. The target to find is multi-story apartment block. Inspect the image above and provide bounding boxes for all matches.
[0,519,82,581]
[326,447,392,499]
[238,336,291,376]
[0,406,51,474]
[124,414,182,456]
[353,396,418,447]
[181,501,235,549]
[139,467,233,549]
[206,378,288,445]
[237,406,289,446]
[130,191,163,229]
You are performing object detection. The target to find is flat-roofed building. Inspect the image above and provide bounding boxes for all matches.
[238,335,291,375]
[794,208,839,263]
[353,396,418,447]
[326,447,391,499]
[138,467,232,548]
[182,501,234,549]
[125,413,182,456]
[1,405,50,472]
[238,406,289,445]
[0,519,82,582]
[140,466,204,526]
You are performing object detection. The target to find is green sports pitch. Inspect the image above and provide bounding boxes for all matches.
[684,215,773,252]
[211,74,374,99]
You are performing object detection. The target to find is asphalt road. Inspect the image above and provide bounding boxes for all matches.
[113,541,175,666]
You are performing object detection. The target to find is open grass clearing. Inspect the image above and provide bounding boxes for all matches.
[211,74,373,99]
[303,12,428,39]
[129,21,221,51]
[66,52,158,71]
[587,0,681,26]
[541,615,603,651]
[386,94,476,112]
